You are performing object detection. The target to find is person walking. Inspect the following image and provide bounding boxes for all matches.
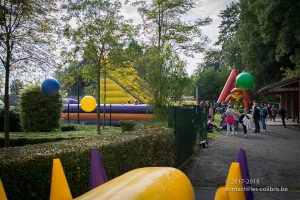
[225,105,236,135]
[252,103,261,133]
[267,104,272,121]
[239,109,251,137]
[234,107,240,134]
[279,107,287,128]
[260,104,268,132]
[271,106,277,122]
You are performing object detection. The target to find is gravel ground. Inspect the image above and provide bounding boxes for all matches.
[183,125,300,199]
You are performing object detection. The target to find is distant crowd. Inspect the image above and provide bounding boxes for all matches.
[207,102,287,137]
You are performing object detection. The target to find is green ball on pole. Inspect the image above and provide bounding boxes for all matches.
[236,72,254,90]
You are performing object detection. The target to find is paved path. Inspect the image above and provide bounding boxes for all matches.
[183,125,300,200]
[266,118,299,126]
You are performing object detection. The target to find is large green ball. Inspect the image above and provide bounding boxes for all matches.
[236,72,254,90]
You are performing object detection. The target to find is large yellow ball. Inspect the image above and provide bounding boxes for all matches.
[80,96,96,112]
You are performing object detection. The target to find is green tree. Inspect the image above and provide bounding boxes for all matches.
[63,0,132,133]
[237,0,282,90]
[55,60,87,97]
[132,0,211,118]
[135,0,211,53]
[0,0,59,147]
[282,66,300,79]
[193,67,230,101]
[216,2,243,70]
[251,0,300,69]
[198,49,223,71]
[229,0,300,91]
[10,79,23,95]
[141,45,190,119]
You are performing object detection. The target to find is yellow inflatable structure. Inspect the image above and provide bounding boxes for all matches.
[214,162,246,200]
[75,167,194,200]
[225,162,246,200]
[50,158,73,200]
[100,78,136,104]
[95,64,198,105]
[100,64,150,104]
[0,179,7,200]
[214,187,229,200]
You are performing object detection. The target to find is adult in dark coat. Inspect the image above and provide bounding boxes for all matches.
[252,104,261,133]
[279,107,287,128]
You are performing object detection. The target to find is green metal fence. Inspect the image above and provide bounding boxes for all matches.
[168,106,208,167]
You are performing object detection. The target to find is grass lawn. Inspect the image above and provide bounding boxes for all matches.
[207,113,221,139]
[0,121,169,147]
[0,124,121,139]
[0,121,168,140]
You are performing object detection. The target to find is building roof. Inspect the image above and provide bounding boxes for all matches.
[258,76,300,95]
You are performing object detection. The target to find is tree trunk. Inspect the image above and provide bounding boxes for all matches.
[4,68,10,147]
[103,64,106,129]
[96,59,101,134]
[158,4,161,49]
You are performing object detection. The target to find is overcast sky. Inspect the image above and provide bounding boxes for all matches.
[121,0,236,75]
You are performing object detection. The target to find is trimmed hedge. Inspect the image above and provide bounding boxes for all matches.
[20,85,62,132]
[0,108,21,132]
[120,120,136,132]
[0,129,174,200]
[0,137,76,148]
[61,124,77,132]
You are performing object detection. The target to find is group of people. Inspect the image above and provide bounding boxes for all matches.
[207,102,288,137]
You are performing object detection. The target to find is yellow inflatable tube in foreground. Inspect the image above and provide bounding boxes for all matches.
[75,167,194,200]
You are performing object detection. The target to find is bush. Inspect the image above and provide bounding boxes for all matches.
[0,137,75,148]
[20,85,62,132]
[0,129,174,200]
[61,124,77,132]
[0,108,21,132]
[120,120,136,132]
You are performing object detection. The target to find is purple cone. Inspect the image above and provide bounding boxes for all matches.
[88,148,108,190]
[237,148,254,200]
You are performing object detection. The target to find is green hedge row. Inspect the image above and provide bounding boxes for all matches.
[0,137,76,148]
[0,129,174,200]
[20,85,62,132]
[0,108,21,132]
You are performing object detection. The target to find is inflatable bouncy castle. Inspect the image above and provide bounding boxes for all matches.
[62,65,153,125]
[61,64,198,125]
[217,69,253,109]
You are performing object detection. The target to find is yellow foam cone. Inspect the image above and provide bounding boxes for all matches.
[0,179,7,200]
[225,162,246,200]
[50,158,73,200]
[214,187,229,200]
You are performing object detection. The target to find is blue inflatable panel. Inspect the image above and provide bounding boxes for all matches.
[62,120,121,126]
[62,104,153,114]
[64,98,78,104]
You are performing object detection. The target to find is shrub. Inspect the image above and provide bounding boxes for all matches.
[61,124,77,132]
[0,137,75,148]
[0,108,21,132]
[120,120,136,132]
[0,129,174,200]
[20,85,62,132]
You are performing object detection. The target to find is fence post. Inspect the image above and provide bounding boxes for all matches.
[67,102,70,123]
[109,104,112,126]
[174,106,179,167]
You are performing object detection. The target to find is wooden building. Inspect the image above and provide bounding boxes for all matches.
[258,76,300,124]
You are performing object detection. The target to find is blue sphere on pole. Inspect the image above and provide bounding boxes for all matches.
[41,79,60,96]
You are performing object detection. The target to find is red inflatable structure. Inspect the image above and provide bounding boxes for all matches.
[217,69,239,103]
[217,69,253,109]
